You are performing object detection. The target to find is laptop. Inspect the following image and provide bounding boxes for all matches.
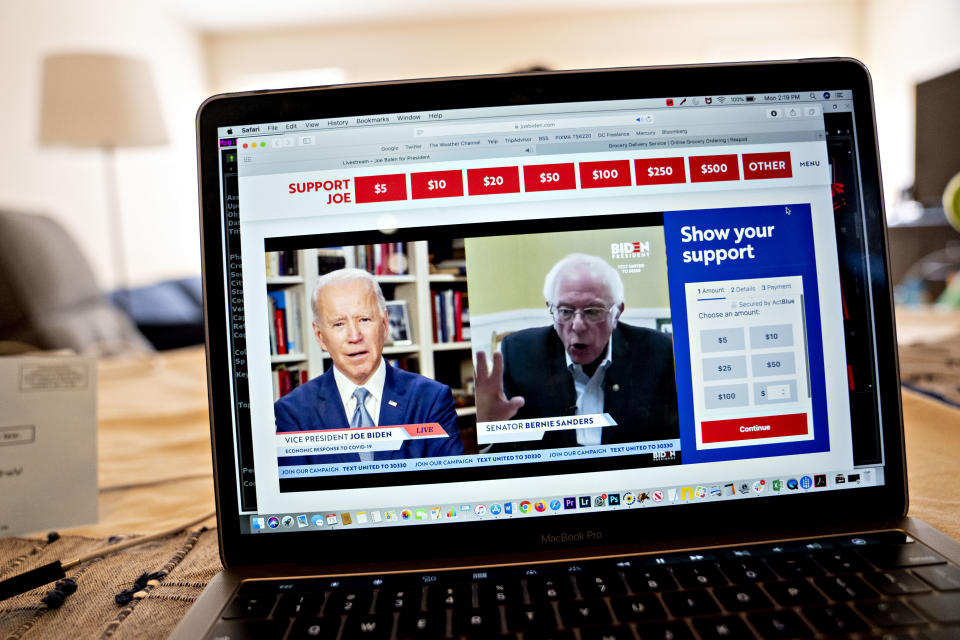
[176,59,960,639]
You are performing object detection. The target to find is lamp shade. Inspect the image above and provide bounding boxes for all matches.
[39,53,169,148]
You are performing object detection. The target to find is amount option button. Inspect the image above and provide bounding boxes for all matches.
[355,174,407,203]
[635,157,686,186]
[579,160,631,189]
[411,170,464,199]
[689,154,740,183]
[523,163,576,192]
[466,166,521,195]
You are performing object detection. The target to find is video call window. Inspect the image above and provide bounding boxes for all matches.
[264,212,684,492]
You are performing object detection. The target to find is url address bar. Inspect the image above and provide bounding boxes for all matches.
[412,114,654,137]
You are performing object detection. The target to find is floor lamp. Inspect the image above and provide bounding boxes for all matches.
[39,52,169,312]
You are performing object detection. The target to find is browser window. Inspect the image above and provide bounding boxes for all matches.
[215,91,885,533]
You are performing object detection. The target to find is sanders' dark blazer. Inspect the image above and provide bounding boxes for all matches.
[500,323,679,448]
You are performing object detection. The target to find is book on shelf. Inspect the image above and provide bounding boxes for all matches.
[265,250,299,278]
[430,289,470,343]
[385,357,416,372]
[430,258,466,276]
[317,249,347,276]
[273,367,309,401]
[267,290,304,355]
[352,243,408,276]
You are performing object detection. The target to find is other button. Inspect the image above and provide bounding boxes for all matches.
[742,152,792,180]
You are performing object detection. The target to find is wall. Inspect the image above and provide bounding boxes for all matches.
[861,0,960,211]
[0,0,207,289]
[465,226,670,315]
[204,2,863,90]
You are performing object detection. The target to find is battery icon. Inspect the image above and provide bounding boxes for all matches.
[746,96,755,102]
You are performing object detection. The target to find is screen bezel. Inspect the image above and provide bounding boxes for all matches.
[196,58,906,568]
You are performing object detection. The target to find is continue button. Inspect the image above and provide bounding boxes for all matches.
[701,412,808,444]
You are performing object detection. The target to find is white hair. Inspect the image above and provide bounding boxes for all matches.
[542,253,625,306]
[311,268,386,324]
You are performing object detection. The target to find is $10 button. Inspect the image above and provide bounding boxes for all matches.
[411,170,464,199]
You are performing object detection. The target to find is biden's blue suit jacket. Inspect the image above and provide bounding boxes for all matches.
[274,363,463,465]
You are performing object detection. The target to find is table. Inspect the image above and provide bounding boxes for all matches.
[1,319,959,637]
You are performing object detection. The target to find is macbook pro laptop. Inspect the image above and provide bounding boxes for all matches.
[177,59,960,639]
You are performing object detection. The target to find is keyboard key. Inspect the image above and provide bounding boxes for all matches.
[222,595,276,619]
[766,554,824,579]
[812,549,872,574]
[376,586,422,612]
[814,574,877,601]
[634,621,694,640]
[712,584,773,611]
[397,611,445,639]
[747,610,813,638]
[558,599,612,627]
[452,607,501,636]
[867,570,933,595]
[672,563,727,588]
[802,604,869,634]
[765,579,825,606]
[920,629,960,640]
[527,576,574,601]
[909,592,960,623]
[580,626,634,640]
[524,631,574,640]
[207,619,290,639]
[624,567,677,593]
[611,594,667,621]
[913,564,960,591]
[342,613,393,639]
[275,592,324,617]
[855,600,926,627]
[861,543,947,569]
[427,583,470,608]
[237,579,316,595]
[505,603,557,631]
[663,589,720,617]
[576,572,625,597]
[692,615,755,639]
[289,617,342,639]
[477,580,521,606]
[718,559,773,584]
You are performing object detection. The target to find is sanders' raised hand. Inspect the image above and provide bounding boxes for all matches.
[475,350,525,422]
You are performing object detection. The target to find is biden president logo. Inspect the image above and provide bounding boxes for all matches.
[611,241,650,259]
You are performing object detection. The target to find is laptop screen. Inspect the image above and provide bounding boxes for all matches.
[211,84,885,535]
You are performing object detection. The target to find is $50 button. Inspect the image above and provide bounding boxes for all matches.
[523,163,577,192]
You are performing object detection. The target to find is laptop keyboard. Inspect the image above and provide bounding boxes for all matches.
[206,531,960,639]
